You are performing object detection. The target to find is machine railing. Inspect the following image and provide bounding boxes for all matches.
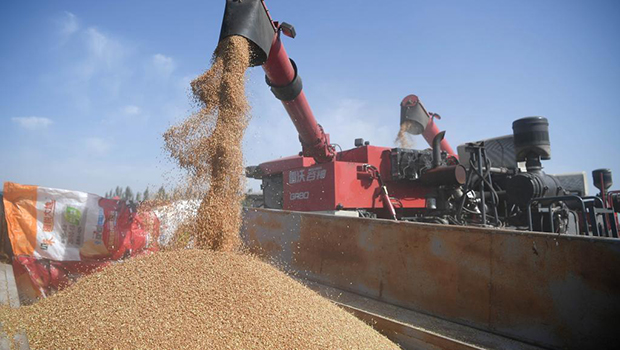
[527,195,588,235]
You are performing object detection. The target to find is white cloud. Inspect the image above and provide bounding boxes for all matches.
[85,137,112,156]
[152,54,176,77]
[71,27,126,84]
[319,98,394,149]
[84,27,125,67]
[12,116,53,130]
[60,12,78,38]
[123,105,141,115]
[85,27,107,57]
[65,26,129,109]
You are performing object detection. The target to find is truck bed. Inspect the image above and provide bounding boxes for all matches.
[241,207,620,349]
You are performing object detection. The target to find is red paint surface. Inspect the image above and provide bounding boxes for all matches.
[279,146,429,213]
[259,155,315,176]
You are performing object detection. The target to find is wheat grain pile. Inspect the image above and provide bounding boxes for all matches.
[163,35,250,251]
[1,250,399,349]
[395,121,413,148]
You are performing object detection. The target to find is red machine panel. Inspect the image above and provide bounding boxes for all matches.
[337,146,392,180]
[283,158,430,212]
[284,161,386,211]
[335,162,386,209]
[284,162,336,211]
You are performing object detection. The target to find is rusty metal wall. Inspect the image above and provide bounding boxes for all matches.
[241,208,620,349]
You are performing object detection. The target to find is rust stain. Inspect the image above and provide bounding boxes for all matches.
[249,210,284,231]
[291,216,495,323]
[371,224,492,324]
[242,209,620,349]
[242,210,284,258]
[293,215,375,289]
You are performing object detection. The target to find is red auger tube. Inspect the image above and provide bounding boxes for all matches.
[422,117,457,158]
[262,31,335,163]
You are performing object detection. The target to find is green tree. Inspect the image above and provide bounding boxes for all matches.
[157,186,167,200]
[124,186,133,201]
[114,186,122,198]
[136,192,142,202]
[143,188,150,201]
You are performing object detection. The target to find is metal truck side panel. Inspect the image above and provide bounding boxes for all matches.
[241,208,620,349]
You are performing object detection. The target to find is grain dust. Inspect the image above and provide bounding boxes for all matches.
[395,120,414,148]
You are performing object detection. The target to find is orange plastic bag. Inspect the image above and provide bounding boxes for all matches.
[2,182,159,299]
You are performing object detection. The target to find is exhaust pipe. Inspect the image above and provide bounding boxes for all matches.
[422,130,466,186]
[432,131,445,169]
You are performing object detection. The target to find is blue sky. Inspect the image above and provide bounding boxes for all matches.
[1,0,619,196]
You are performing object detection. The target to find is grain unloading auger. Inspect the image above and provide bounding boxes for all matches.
[217,1,620,349]
[221,2,455,164]
[220,0,334,164]
[221,0,620,238]
[221,0,468,222]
